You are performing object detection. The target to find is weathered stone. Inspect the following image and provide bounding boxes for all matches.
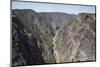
[53,13,96,63]
[12,9,96,66]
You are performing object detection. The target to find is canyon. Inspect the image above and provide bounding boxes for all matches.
[12,9,96,66]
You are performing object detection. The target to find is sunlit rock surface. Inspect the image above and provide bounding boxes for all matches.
[53,13,96,63]
[12,9,96,66]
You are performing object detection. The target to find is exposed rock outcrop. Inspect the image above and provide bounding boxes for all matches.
[12,9,56,66]
[12,9,96,66]
[53,13,96,63]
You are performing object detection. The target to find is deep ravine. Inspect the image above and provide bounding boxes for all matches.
[12,9,96,66]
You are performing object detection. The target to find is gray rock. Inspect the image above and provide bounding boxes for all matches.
[12,9,96,66]
[53,13,96,63]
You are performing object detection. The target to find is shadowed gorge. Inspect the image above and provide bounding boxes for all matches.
[12,9,96,66]
[12,16,45,66]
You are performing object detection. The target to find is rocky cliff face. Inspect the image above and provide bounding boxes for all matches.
[53,13,96,63]
[12,9,56,66]
[12,9,96,66]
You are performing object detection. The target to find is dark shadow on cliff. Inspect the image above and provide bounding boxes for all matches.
[12,17,45,66]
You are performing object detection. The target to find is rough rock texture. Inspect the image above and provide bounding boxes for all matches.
[12,9,56,66]
[12,9,96,66]
[53,13,96,63]
[38,12,76,32]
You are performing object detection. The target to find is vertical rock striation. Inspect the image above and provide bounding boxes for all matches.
[12,9,56,66]
[53,13,96,63]
[12,9,96,66]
